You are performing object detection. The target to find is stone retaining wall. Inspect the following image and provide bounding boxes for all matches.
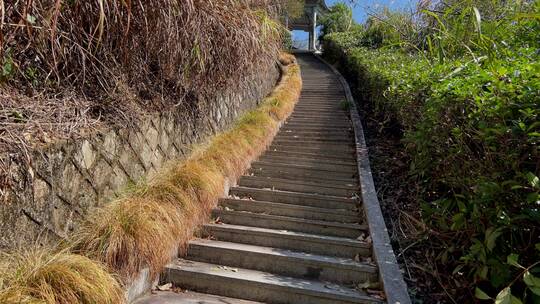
[0,66,280,249]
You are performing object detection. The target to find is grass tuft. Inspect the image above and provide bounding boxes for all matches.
[0,247,124,304]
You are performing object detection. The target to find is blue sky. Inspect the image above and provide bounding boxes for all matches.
[292,0,418,46]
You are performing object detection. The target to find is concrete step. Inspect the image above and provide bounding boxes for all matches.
[284,120,351,127]
[134,291,264,304]
[267,145,355,157]
[250,161,358,179]
[212,209,368,238]
[285,120,351,127]
[258,154,356,167]
[274,134,353,144]
[291,109,346,113]
[187,239,378,284]
[283,122,352,129]
[247,168,357,186]
[281,125,353,132]
[229,186,359,210]
[203,224,371,258]
[290,112,348,117]
[251,159,356,175]
[271,140,355,151]
[219,198,361,223]
[238,176,358,197]
[263,150,356,162]
[280,129,353,138]
[239,175,358,191]
[249,166,357,185]
[292,109,344,113]
[163,259,382,304]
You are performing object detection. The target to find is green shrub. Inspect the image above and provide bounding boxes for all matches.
[322,4,540,300]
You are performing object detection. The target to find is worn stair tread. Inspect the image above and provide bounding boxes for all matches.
[250,161,357,175]
[187,239,378,284]
[229,187,359,210]
[203,223,371,255]
[204,223,368,250]
[237,177,357,197]
[249,167,357,184]
[134,291,264,304]
[272,138,355,146]
[189,239,375,271]
[265,146,355,158]
[281,125,353,130]
[258,154,356,166]
[239,175,358,191]
[274,136,353,144]
[214,209,367,229]
[219,198,361,223]
[164,259,382,304]
[263,150,356,162]
[230,186,358,204]
[251,161,358,176]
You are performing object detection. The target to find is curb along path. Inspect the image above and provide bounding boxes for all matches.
[135,53,410,304]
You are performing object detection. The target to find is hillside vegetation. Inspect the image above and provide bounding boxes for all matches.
[0,0,296,153]
[321,0,539,302]
[0,1,304,302]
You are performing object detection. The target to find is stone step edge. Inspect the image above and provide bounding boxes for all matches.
[188,239,377,274]
[163,259,382,303]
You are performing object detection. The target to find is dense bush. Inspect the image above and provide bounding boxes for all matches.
[323,0,540,301]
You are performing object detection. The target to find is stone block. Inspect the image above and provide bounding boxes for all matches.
[75,140,96,170]
[50,198,76,238]
[33,177,50,208]
[101,131,118,161]
[145,125,159,151]
[119,147,145,182]
[92,158,113,189]
[58,162,82,203]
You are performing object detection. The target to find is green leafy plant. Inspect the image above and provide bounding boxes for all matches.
[322,0,540,301]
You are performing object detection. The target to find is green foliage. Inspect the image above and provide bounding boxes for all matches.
[285,0,305,19]
[282,29,293,50]
[362,9,417,49]
[1,49,15,82]
[319,2,355,39]
[322,0,540,301]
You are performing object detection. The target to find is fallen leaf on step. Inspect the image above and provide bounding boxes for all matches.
[224,207,232,211]
[218,266,239,272]
[324,284,341,291]
[354,254,361,262]
[357,281,381,290]
[367,290,386,300]
[156,283,172,291]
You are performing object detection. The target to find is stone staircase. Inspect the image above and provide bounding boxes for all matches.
[134,54,389,304]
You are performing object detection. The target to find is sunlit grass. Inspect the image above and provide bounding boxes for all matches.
[0,247,124,304]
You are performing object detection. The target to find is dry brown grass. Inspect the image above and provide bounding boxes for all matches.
[70,54,302,282]
[0,0,287,158]
[1,0,282,97]
[0,247,124,304]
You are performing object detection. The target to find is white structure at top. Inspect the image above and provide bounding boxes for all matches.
[285,0,329,51]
